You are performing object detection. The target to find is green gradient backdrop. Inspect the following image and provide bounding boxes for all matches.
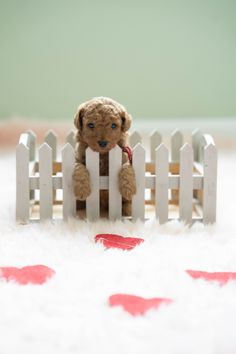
[0,0,236,120]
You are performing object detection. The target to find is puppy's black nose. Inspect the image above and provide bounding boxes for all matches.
[98,140,108,148]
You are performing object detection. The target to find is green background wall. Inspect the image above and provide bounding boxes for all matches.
[0,0,236,120]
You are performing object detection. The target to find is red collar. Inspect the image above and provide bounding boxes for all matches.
[122,146,133,164]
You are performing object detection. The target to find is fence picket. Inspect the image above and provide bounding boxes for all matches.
[27,130,36,161]
[86,148,100,220]
[39,143,53,220]
[192,129,202,162]
[130,131,141,148]
[171,129,183,161]
[155,144,169,224]
[179,143,193,224]
[16,143,29,223]
[45,130,57,161]
[132,144,145,221]
[171,129,183,202]
[62,143,76,220]
[66,130,76,148]
[150,131,162,162]
[109,145,122,220]
[203,143,217,224]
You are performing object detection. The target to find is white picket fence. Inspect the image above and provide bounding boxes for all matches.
[16,129,217,225]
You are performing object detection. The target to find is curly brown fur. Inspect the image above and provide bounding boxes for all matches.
[73,97,136,216]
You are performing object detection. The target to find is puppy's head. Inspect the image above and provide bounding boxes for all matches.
[74,97,132,154]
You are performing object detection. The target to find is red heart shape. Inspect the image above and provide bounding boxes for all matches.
[95,234,144,250]
[186,270,236,285]
[109,294,173,316]
[0,265,55,285]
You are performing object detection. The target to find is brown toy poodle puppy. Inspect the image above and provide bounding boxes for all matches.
[73,97,136,216]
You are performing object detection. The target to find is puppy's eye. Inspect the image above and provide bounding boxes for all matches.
[111,123,117,129]
[87,123,94,129]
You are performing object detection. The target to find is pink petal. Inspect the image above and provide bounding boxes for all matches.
[109,294,173,316]
[186,270,236,285]
[95,234,144,250]
[0,265,55,285]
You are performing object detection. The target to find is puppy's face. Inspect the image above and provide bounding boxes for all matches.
[74,97,131,154]
[79,114,122,153]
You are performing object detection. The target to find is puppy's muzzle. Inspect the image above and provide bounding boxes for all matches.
[98,140,108,148]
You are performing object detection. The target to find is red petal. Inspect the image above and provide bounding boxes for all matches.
[95,234,144,250]
[186,270,236,285]
[0,265,55,285]
[109,294,173,316]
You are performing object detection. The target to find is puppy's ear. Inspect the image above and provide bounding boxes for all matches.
[74,105,85,131]
[120,111,132,132]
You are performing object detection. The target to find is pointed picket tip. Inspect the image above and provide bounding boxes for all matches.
[44,130,57,160]
[133,142,145,156]
[45,129,58,139]
[66,129,75,137]
[86,146,92,157]
[16,142,29,162]
[66,130,76,146]
[130,130,142,139]
[192,128,202,137]
[171,130,184,158]
[171,128,182,137]
[66,130,75,139]
[192,129,203,162]
[130,131,142,147]
[203,134,215,146]
[150,130,162,155]
[180,142,193,153]
[16,142,29,151]
[62,142,74,155]
[39,142,52,154]
[155,142,168,154]
[150,130,162,140]
[27,129,36,139]
[171,129,183,142]
[19,133,30,146]
[44,130,58,145]
[204,143,217,154]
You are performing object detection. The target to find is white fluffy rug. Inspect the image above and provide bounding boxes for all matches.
[0,151,236,354]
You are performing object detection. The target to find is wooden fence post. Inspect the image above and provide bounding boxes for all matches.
[150,131,162,162]
[62,143,76,220]
[192,129,202,162]
[109,145,122,220]
[171,129,183,202]
[39,143,53,220]
[16,143,29,224]
[130,131,142,148]
[203,143,217,224]
[155,144,169,224]
[179,143,193,225]
[171,129,183,162]
[86,148,100,220]
[150,131,162,203]
[27,130,36,161]
[66,130,76,148]
[45,130,57,161]
[132,144,145,221]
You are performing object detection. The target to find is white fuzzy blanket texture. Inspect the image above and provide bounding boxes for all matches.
[0,151,236,354]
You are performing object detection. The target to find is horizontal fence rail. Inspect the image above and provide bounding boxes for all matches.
[16,129,217,225]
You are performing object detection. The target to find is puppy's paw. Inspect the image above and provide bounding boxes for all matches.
[73,164,91,200]
[119,165,136,201]
[122,200,132,216]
